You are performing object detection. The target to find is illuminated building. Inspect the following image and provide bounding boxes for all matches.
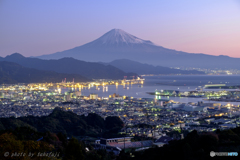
[90,93,98,100]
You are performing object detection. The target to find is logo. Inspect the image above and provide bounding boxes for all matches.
[210,151,238,157]
[210,151,215,157]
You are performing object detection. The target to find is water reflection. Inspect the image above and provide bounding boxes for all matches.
[59,75,240,106]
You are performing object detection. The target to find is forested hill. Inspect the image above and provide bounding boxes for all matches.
[0,61,90,84]
[0,107,124,138]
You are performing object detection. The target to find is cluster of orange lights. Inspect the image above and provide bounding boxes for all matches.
[214,113,224,117]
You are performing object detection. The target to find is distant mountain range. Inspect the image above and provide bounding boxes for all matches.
[0,61,89,84]
[0,53,137,80]
[106,59,204,75]
[36,29,240,69]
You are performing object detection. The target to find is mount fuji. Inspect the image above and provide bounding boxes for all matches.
[37,29,240,69]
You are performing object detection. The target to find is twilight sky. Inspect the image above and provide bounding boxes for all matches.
[0,0,240,57]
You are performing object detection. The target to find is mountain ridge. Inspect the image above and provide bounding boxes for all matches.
[0,53,137,80]
[107,59,205,75]
[36,29,240,69]
[0,61,90,84]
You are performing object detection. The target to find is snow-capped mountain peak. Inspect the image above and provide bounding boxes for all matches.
[96,28,155,45]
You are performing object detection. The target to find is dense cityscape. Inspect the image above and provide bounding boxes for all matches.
[1,72,240,159]
[1,81,240,137]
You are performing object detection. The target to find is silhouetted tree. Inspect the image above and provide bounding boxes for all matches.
[64,137,84,160]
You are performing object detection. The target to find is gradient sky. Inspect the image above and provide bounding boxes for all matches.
[0,0,240,57]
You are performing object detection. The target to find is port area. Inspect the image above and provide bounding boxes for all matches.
[147,89,240,101]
